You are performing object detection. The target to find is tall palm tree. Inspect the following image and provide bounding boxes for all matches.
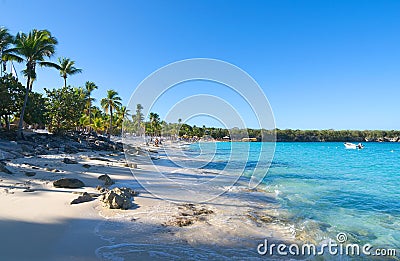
[116,106,130,131]
[7,29,58,138]
[149,112,161,136]
[117,106,130,121]
[0,27,14,76]
[134,103,144,135]
[100,89,122,140]
[44,57,82,87]
[84,81,98,129]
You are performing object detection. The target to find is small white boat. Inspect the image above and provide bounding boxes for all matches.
[344,142,364,149]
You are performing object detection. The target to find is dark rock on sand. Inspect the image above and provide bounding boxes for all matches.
[124,163,138,168]
[100,187,136,209]
[0,162,12,174]
[98,174,114,186]
[89,157,111,162]
[63,158,78,164]
[70,192,93,204]
[82,164,91,169]
[24,171,36,177]
[45,167,60,172]
[53,178,85,188]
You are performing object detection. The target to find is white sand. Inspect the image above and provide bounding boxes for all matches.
[0,145,297,260]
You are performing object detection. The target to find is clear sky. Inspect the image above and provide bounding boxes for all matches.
[2,0,400,130]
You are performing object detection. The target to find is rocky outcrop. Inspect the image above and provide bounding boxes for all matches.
[99,187,136,209]
[164,204,214,227]
[0,161,12,174]
[82,164,91,169]
[63,158,78,164]
[24,171,36,177]
[53,178,85,188]
[70,192,94,204]
[98,174,114,186]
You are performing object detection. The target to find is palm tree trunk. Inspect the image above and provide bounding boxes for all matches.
[17,76,30,139]
[5,115,10,131]
[109,107,113,141]
[88,94,92,132]
[64,76,67,88]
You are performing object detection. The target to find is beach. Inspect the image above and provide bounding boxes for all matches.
[0,134,297,260]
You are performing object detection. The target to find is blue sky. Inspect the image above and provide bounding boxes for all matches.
[2,0,400,129]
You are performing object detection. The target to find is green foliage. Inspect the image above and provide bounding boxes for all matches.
[44,86,86,134]
[0,27,14,72]
[101,89,122,136]
[0,74,25,129]
[24,92,48,126]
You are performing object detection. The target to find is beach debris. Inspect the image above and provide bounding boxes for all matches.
[63,158,78,164]
[24,171,36,177]
[98,174,114,186]
[100,187,136,209]
[0,162,12,174]
[82,164,91,169]
[70,192,94,204]
[53,178,85,188]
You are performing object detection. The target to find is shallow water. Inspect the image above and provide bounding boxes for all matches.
[98,141,399,260]
[190,142,400,250]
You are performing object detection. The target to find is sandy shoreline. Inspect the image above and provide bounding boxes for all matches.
[0,138,298,260]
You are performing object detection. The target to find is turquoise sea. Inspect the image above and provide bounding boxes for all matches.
[188,142,400,250]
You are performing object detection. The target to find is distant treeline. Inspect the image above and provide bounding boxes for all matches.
[178,128,400,142]
[275,129,400,142]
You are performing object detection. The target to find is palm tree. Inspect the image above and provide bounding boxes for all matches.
[100,89,122,140]
[0,27,14,76]
[84,81,98,130]
[116,106,130,131]
[149,112,161,136]
[7,29,58,138]
[45,57,82,87]
[117,106,130,121]
[133,104,144,135]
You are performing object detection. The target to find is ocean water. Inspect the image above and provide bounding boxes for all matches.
[188,142,400,250]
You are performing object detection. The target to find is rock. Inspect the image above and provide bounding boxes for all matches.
[170,217,194,227]
[45,167,60,172]
[23,188,35,192]
[24,171,36,177]
[89,157,110,162]
[82,164,91,169]
[64,145,78,154]
[70,192,93,204]
[98,174,114,186]
[53,178,85,188]
[100,187,136,209]
[63,158,78,164]
[125,163,137,168]
[0,162,12,174]
[96,185,106,193]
